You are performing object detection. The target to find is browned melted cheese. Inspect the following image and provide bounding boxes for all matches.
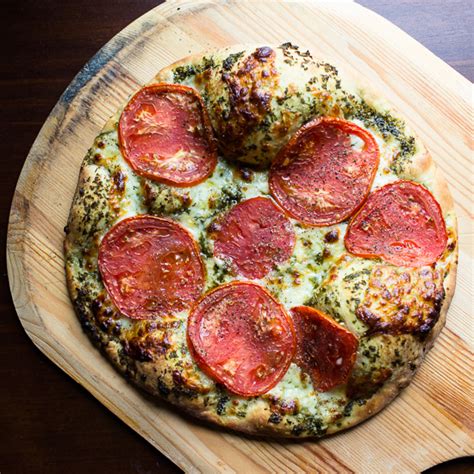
[357,265,445,337]
[214,47,278,161]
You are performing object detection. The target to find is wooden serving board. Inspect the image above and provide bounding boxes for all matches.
[7,1,473,472]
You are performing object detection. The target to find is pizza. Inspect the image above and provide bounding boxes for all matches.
[64,44,457,437]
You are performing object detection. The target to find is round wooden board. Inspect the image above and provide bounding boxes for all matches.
[7,0,473,472]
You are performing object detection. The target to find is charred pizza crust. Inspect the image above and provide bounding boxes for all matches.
[64,44,457,437]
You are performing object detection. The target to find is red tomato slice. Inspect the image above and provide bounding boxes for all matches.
[212,197,295,279]
[269,117,379,226]
[98,215,205,319]
[345,181,448,267]
[291,306,358,392]
[118,84,217,187]
[187,282,296,396]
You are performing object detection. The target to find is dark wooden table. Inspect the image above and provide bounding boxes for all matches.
[1,1,472,472]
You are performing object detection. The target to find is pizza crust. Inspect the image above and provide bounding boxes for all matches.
[64,44,458,437]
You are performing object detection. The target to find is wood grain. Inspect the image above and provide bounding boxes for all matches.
[6,1,473,472]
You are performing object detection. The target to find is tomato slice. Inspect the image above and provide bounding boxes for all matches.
[212,197,295,279]
[187,282,296,396]
[291,306,358,392]
[345,181,448,267]
[269,117,379,226]
[98,215,205,319]
[118,84,217,187]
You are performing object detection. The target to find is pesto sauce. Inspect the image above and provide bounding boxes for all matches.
[173,56,217,83]
[342,96,416,175]
[222,51,244,71]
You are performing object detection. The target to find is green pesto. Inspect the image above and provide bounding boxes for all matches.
[198,233,213,259]
[209,261,231,289]
[222,51,244,71]
[216,395,230,415]
[291,416,327,437]
[213,184,243,212]
[342,96,417,174]
[173,56,217,83]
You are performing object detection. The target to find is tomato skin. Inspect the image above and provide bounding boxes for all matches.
[291,306,358,392]
[345,180,448,267]
[187,282,296,397]
[269,116,379,226]
[118,83,217,187]
[98,215,205,319]
[212,197,295,279]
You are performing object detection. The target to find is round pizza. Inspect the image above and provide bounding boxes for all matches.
[64,44,457,437]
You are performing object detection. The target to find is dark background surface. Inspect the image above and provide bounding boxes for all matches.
[1,1,472,472]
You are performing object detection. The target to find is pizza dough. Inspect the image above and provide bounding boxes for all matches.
[64,44,457,437]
